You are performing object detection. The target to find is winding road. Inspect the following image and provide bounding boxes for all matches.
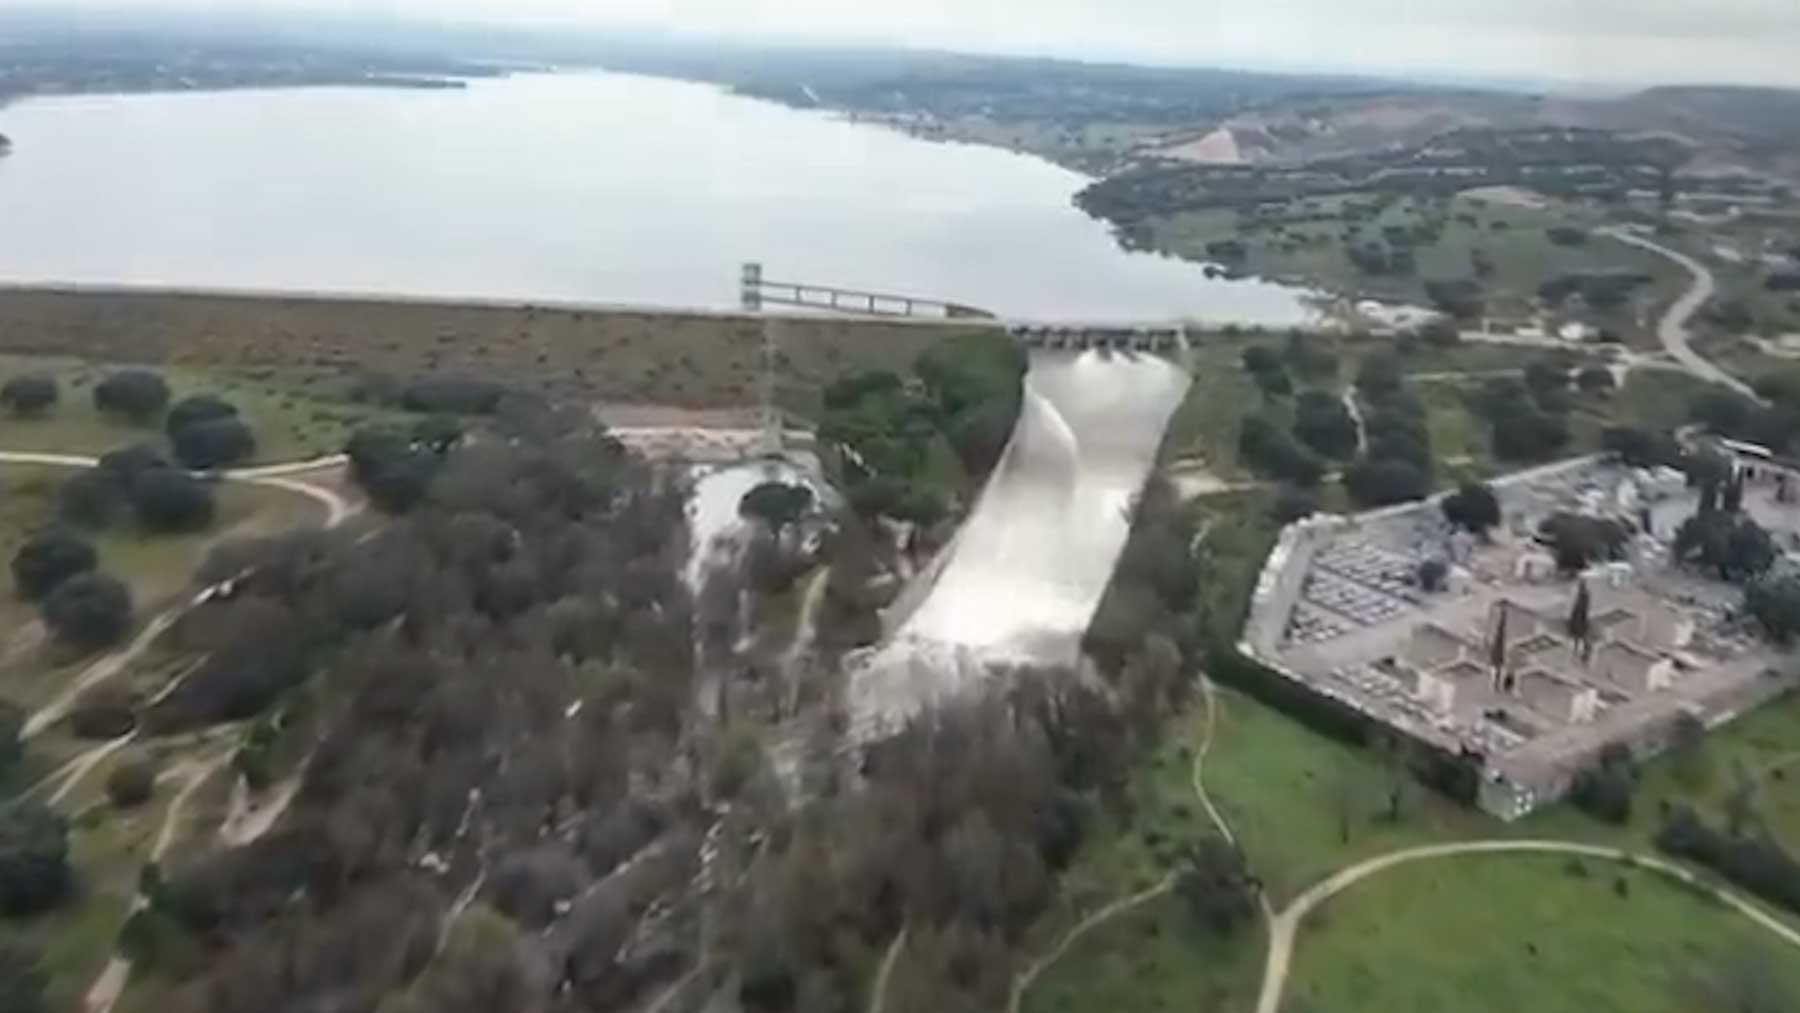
[1600,228,1761,401]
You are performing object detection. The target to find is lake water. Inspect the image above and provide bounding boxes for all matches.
[0,71,1315,322]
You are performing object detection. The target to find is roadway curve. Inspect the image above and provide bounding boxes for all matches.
[1253,839,1800,1013]
[1601,228,1760,401]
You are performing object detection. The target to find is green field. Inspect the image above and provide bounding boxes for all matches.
[1148,193,1687,344]
[0,353,413,464]
[1285,853,1800,1013]
[1022,683,1800,1013]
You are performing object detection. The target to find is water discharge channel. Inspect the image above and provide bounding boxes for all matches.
[850,349,1192,736]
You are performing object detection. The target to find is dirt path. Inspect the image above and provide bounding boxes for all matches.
[23,610,185,739]
[1341,388,1366,457]
[1600,228,1760,401]
[1252,839,1800,1013]
[17,453,357,741]
[866,924,909,1013]
[1006,673,1244,1013]
[44,732,137,806]
[82,752,231,1013]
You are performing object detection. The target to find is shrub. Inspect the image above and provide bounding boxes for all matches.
[68,688,137,740]
[93,370,170,424]
[400,376,505,414]
[1441,482,1501,534]
[164,394,238,438]
[0,375,56,418]
[131,470,215,532]
[106,761,156,808]
[11,529,97,600]
[1344,458,1429,508]
[57,471,126,529]
[42,571,133,648]
[171,417,256,470]
[0,800,70,915]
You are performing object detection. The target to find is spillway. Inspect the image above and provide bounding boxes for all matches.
[849,349,1192,736]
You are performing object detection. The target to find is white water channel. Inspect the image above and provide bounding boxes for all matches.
[849,349,1192,736]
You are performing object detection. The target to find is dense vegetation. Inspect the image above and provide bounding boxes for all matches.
[820,331,1025,526]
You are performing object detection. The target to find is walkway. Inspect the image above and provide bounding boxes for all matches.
[13,451,356,739]
[1005,675,1244,1013]
[1253,839,1800,1013]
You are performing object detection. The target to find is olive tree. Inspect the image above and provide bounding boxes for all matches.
[0,375,57,418]
[93,370,170,425]
[11,529,98,600]
[42,571,133,648]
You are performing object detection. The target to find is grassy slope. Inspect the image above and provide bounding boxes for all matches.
[0,353,417,464]
[1285,854,1800,1013]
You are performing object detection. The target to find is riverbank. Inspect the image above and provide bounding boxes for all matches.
[0,284,970,418]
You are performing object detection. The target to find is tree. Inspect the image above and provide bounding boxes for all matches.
[1292,391,1358,460]
[400,376,505,415]
[1602,426,1680,468]
[0,702,21,780]
[42,572,132,648]
[1745,574,1800,644]
[1492,409,1570,462]
[1568,580,1592,660]
[92,370,170,424]
[1441,481,1500,535]
[1271,487,1318,524]
[1238,417,1323,487]
[171,417,256,470]
[1343,458,1429,508]
[738,482,814,537]
[411,414,465,453]
[1675,512,1775,582]
[1541,513,1627,573]
[0,800,70,915]
[0,375,56,419]
[0,939,46,1013]
[1576,366,1615,394]
[1174,837,1258,935]
[164,394,238,438]
[131,470,215,532]
[106,761,156,808]
[1416,559,1448,592]
[346,427,440,514]
[1572,742,1635,824]
[11,529,97,600]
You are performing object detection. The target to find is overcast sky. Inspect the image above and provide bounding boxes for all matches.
[54,0,1800,89]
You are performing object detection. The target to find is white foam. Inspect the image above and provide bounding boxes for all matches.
[850,350,1192,736]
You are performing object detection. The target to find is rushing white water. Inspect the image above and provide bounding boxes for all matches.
[849,350,1192,736]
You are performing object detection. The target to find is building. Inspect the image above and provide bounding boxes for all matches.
[1595,640,1674,694]
[1516,667,1599,723]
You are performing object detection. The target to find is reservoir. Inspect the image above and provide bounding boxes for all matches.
[0,70,1315,322]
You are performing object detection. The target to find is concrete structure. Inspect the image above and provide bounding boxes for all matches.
[740,262,993,319]
[1516,667,1599,724]
[1240,454,1800,820]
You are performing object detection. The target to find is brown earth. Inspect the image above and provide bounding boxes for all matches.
[0,287,980,419]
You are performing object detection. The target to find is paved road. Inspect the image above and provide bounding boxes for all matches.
[1601,228,1761,401]
[1253,839,1800,1013]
